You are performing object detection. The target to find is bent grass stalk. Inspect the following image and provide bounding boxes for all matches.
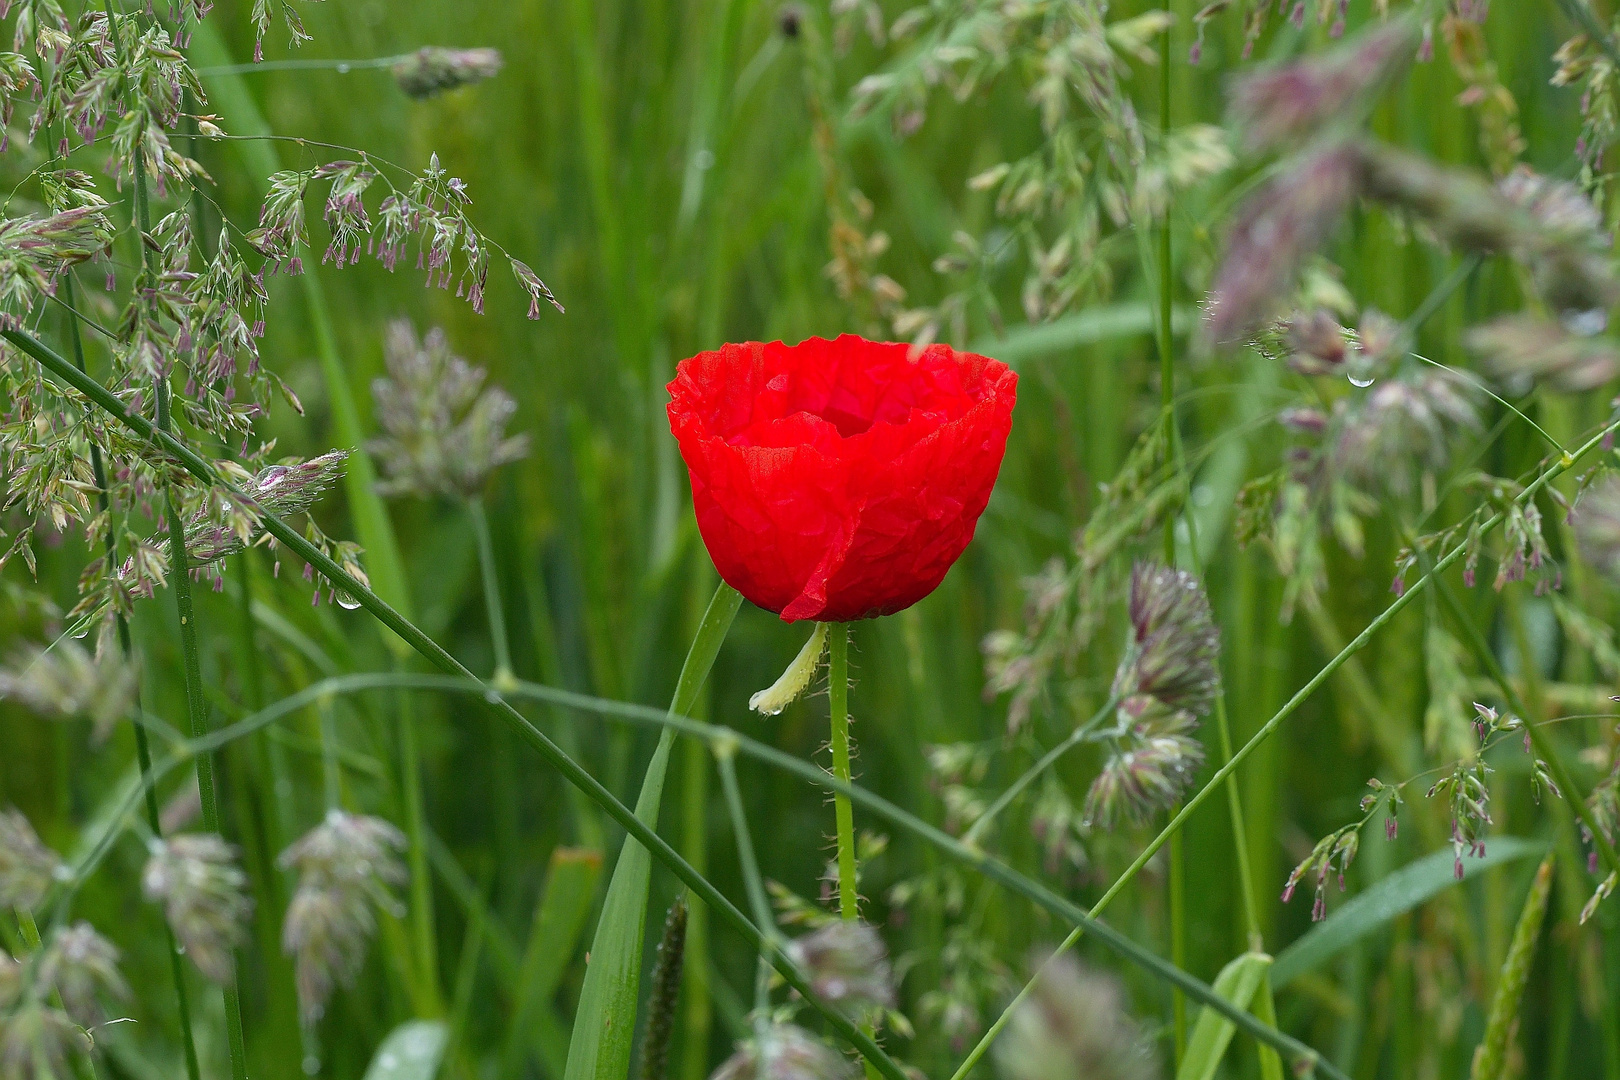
[26,324,1614,1080]
[961,693,1120,848]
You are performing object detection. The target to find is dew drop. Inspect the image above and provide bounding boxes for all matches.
[1348,374,1375,388]
[334,589,361,610]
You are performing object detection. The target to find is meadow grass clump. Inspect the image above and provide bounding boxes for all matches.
[1,1,1620,1080]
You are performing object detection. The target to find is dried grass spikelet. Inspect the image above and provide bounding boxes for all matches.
[1468,314,1620,394]
[708,1024,858,1080]
[36,922,127,1025]
[1573,476,1620,588]
[142,833,253,984]
[0,639,136,744]
[183,450,352,565]
[1227,17,1420,153]
[368,320,529,500]
[0,807,63,911]
[993,951,1156,1080]
[392,47,504,99]
[277,810,408,1026]
[783,920,896,1014]
[1087,563,1220,827]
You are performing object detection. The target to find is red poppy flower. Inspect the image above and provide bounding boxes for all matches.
[667,335,1017,622]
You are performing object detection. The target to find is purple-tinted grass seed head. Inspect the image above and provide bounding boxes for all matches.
[391,47,503,100]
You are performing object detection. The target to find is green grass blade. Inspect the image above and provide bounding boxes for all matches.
[1272,837,1547,989]
[968,303,1194,367]
[1175,952,1272,1080]
[505,847,606,1076]
[563,584,742,1080]
[362,1020,450,1080]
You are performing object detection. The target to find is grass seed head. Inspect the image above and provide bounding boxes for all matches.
[709,1024,858,1080]
[0,640,136,743]
[278,811,408,1027]
[368,320,529,500]
[37,922,126,1025]
[142,834,253,985]
[392,47,504,100]
[784,920,896,1013]
[0,808,63,911]
[994,952,1155,1080]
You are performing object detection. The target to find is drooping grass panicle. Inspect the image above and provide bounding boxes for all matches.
[1227,16,1420,154]
[392,47,504,99]
[0,807,63,911]
[1110,562,1222,719]
[141,833,253,984]
[368,320,530,500]
[276,810,408,1027]
[36,922,128,1025]
[0,639,136,743]
[993,951,1156,1080]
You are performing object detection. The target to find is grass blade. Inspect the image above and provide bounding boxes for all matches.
[1272,837,1547,989]
[505,847,606,1077]
[563,584,742,1080]
[362,1020,450,1080]
[1175,952,1272,1080]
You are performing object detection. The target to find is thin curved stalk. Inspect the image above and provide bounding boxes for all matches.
[961,693,1119,847]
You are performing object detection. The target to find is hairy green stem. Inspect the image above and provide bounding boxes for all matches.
[828,624,859,921]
